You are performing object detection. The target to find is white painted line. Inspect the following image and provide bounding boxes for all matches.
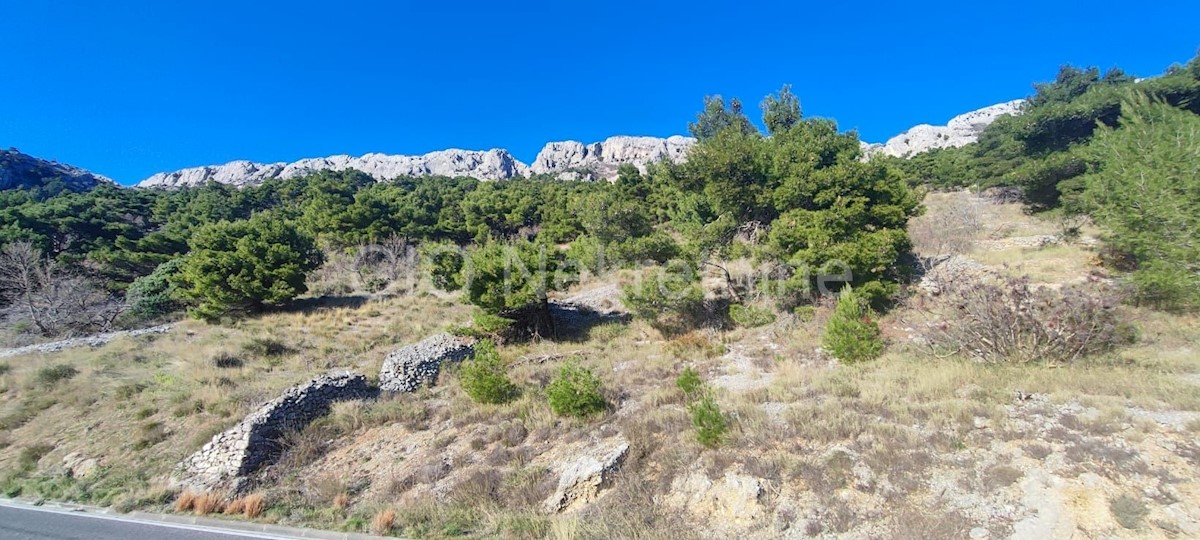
[0,499,300,539]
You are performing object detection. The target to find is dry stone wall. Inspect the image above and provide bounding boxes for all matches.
[379,333,475,393]
[176,371,373,493]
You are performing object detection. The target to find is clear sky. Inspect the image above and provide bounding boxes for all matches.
[1,1,1197,185]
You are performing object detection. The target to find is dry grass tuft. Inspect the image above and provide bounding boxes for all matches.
[371,508,397,535]
[174,490,196,513]
[223,498,245,515]
[191,492,224,515]
[242,493,265,518]
[332,492,350,510]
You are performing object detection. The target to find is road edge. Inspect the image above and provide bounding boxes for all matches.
[0,497,394,540]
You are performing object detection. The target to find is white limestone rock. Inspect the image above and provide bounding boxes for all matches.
[529,135,695,181]
[139,149,529,188]
[538,434,630,513]
[865,100,1025,159]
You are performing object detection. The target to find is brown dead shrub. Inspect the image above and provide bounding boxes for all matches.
[174,490,196,512]
[242,493,265,518]
[371,508,397,535]
[924,276,1133,364]
[224,498,245,515]
[192,492,224,515]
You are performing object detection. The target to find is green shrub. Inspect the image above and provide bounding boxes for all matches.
[459,340,518,405]
[1081,98,1200,313]
[423,242,466,291]
[241,337,293,357]
[212,352,243,369]
[546,361,606,418]
[17,444,53,471]
[728,304,776,328]
[124,259,184,323]
[792,305,816,322]
[675,367,703,398]
[822,287,884,363]
[177,213,322,321]
[1109,494,1148,529]
[622,261,706,335]
[1130,260,1200,313]
[0,363,9,376]
[689,395,729,448]
[34,365,79,387]
[608,233,681,266]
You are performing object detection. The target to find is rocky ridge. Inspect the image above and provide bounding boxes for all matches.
[862,99,1026,158]
[139,149,529,188]
[137,135,696,188]
[529,135,696,181]
[0,149,113,191]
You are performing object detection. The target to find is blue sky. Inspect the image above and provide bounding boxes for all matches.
[1,1,1197,185]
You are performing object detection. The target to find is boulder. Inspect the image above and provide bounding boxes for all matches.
[62,452,99,479]
[667,467,767,527]
[537,434,630,513]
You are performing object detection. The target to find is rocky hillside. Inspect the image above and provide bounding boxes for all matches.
[138,136,697,188]
[137,98,1025,189]
[862,99,1025,158]
[529,135,695,181]
[0,149,112,192]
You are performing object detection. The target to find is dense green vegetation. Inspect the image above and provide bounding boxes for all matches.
[1078,97,1200,311]
[3,51,1198,339]
[885,54,1200,210]
[883,52,1200,312]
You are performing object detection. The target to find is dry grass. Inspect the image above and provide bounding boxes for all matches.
[191,492,224,515]
[371,508,396,534]
[173,490,196,512]
[3,192,1200,538]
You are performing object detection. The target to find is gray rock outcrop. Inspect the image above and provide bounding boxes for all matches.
[1,149,113,191]
[379,333,475,393]
[137,135,695,188]
[529,135,695,181]
[175,371,373,493]
[139,149,529,188]
[864,100,1025,158]
[537,434,630,513]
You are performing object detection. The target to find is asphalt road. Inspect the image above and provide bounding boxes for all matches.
[0,503,298,540]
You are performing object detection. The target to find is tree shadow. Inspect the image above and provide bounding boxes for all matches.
[549,301,632,343]
[277,295,370,314]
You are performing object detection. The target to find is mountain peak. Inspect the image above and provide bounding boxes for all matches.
[0,149,112,192]
[136,136,696,188]
[862,99,1025,158]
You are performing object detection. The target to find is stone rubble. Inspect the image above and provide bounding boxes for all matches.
[175,371,373,494]
[0,324,173,359]
[379,333,475,393]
